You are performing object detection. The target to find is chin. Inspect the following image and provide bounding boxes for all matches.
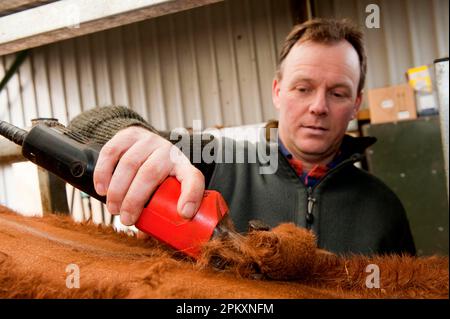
[296,142,330,156]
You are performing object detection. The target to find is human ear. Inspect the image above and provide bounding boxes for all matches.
[351,92,363,119]
[272,77,281,110]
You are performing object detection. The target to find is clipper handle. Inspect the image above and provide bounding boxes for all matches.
[20,124,105,203]
[135,177,229,258]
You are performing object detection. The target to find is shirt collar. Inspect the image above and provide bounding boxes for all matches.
[278,137,293,159]
[277,137,342,170]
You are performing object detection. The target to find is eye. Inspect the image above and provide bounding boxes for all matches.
[297,87,310,93]
[330,91,349,99]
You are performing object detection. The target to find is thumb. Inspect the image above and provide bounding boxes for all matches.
[173,166,205,219]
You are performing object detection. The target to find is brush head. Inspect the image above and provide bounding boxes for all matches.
[0,121,28,146]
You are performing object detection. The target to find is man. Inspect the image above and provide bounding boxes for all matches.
[69,18,415,256]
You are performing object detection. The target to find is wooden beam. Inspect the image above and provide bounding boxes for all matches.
[0,137,26,164]
[0,0,223,56]
[0,0,51,13]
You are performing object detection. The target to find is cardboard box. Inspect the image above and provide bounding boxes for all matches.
[368,84,417,124]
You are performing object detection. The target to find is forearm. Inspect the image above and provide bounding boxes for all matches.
[67,106,158,145]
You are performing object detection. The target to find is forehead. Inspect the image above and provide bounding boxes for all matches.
[281,40,360,88]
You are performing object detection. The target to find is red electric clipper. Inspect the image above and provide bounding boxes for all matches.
[135,176,230,258]
[0,120,233,259]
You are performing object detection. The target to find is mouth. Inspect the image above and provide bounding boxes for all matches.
[301,125,328,132]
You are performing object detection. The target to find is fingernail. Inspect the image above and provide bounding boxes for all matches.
[96,183,106,195]
[181,202,196,219]
[120,211,135,226]
[107,202,119,215]
[137,231,150,240]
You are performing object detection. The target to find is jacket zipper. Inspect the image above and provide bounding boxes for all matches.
[304,153,362,228]
[306,187,315,229]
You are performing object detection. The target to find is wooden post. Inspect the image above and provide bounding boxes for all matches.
[37,167,70,215]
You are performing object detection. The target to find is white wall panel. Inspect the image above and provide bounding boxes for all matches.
[432,0,449,58]
[76,36,97,112]
[123,23,148,119]
[140,18,168,130]
[106,27,130,108]
[31,47,53,118]
[60,39,83,121]
[90,31,113,107]
[19,55,38,125]
[47,44,68,124]
[0,59,10,122]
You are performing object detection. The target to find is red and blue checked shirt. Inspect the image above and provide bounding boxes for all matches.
[278,139,344,188]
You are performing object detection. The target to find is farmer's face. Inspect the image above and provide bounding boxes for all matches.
[272,40,362,162]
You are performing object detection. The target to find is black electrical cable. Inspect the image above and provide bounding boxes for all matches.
[0,120,28,146]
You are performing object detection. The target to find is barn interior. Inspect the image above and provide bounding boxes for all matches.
[0,0,448,302]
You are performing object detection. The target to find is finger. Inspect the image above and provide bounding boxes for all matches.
[94,132,137,196]
[119,146,173,226]
[137,230,150,240]
[173,164,205,220]
[94,127,156,196]
[105,139,154,215]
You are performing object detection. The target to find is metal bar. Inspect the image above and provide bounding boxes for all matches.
[434,57,449,199]
[0,50,29,93]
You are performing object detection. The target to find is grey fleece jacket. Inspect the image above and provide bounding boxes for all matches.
[68,106,416,256]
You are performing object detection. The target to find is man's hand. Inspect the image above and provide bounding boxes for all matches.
[93,126,205,226]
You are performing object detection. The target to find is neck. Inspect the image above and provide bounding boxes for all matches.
[297,152,336,172]
[279,138,339,173]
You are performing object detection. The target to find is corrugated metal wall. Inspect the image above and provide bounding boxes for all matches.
[314,0,449,95]
[0,0,293,220]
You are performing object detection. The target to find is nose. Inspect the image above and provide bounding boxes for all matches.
[309,90,329,116]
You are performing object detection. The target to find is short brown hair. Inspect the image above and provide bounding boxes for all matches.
[277,18,367,93]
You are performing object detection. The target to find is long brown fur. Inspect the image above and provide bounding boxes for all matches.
[198,223,449,298]
[0,205,448,299]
